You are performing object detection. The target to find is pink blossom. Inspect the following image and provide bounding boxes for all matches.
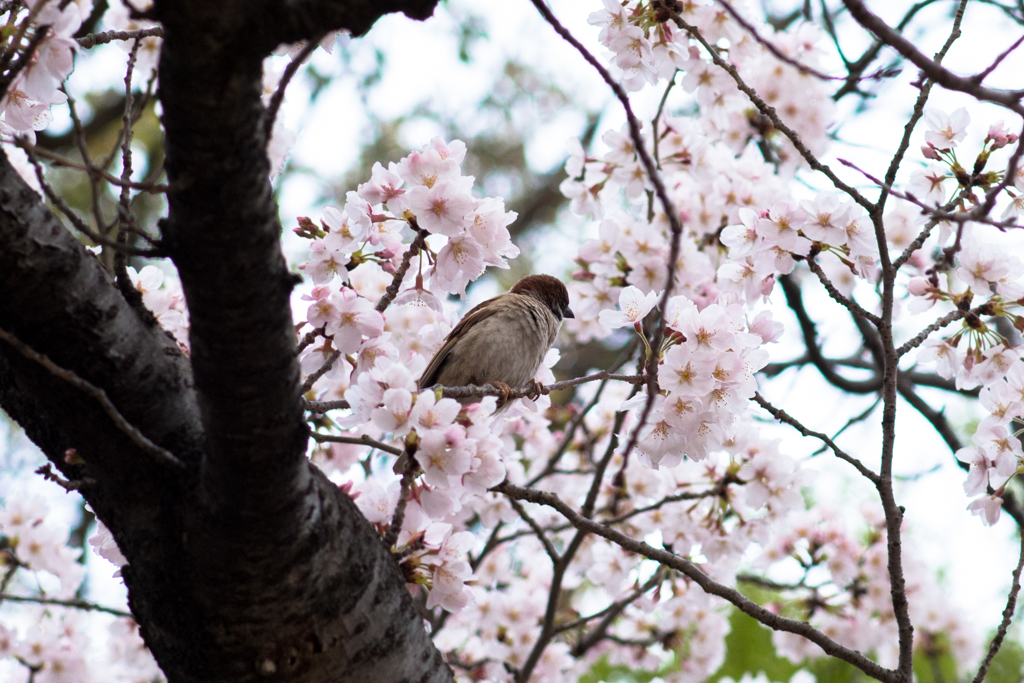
[395,140,463,188]
[598,285,660,328]
[357,161,408,211]
[321,205,370,250]
[967,494,1003,526]
[431,234,486,297]
[924,107,970,151]
[409,391,461,434]
[908,166,949,205]
[324,288,385,353]
[719,208,760,257]
[301,240,349,284]
[661,345,716,396]
[419,426,472,487]
[986,120,1017,150]
[918,337,962,379]
[354,479,400,525]
[588,0,629,43]
[406,179,477,236]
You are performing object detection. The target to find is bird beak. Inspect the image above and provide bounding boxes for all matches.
[563,305,575,319]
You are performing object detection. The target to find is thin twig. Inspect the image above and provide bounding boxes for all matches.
[303,398,349,413]
[876,0,967,217]
[382,465,416,549]
[718,0,894,83]
[807,254,881,325]
[527,0,685,473]
[77,27,163,49]
[669,8,875,213]
[21,143,161,256]
[894,302,993,358]
[264,39,320,139]
[431,372,645,401]
[841,0,1024,110]
[299,350,341,394]
[974,34,1024,83]
[753,393,879,482]
[569,569,665,656]
[494,481,897,683]
[0,593,132,618]
[13,142,170,193]
[0,325,185,470]
[376,227,429,313]
[309,431,402,457]
[508,497,560,563]
[972,529,1024,683]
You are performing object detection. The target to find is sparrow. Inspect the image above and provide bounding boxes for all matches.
[418,274,574,407]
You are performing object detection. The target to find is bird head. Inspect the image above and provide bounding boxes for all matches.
[510,274,575,320]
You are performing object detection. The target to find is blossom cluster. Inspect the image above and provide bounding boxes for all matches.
[293,137,526,611]
[893,109,1024,526]
[0,0,91,138]
[588,0,834,165]
[127,266,190,352]
[761,508,979,668]
[0,493,161,683]
[103,0,162,75]
[601,285,779,470]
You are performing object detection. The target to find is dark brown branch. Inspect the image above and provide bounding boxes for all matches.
[0,324,185,470]
[376,227,428,313]
[975,33,1024,83]
[383,465,416,549]
[807,254,881,325]
[841,0,1024,111]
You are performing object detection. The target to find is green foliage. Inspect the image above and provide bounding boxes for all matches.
[976,640,1024,683]
[579,656,660,683]
[704,609,800,683]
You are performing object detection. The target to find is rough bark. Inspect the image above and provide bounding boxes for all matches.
[0,0,448,681]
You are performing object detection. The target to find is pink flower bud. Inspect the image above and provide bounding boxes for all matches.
[922,143,941,160]
[907,277,931,296]
[572,269,595,281]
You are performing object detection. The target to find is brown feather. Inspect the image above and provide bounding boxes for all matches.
[418,296,504,390]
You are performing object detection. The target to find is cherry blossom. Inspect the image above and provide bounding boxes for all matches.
[598,285,660,328]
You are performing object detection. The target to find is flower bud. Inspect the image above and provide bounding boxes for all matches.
[907,277,931,296]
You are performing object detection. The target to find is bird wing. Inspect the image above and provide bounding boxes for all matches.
[418,296,504,390]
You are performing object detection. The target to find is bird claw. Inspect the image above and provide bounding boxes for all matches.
[525,379,544,401]
[486,381,514,405]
